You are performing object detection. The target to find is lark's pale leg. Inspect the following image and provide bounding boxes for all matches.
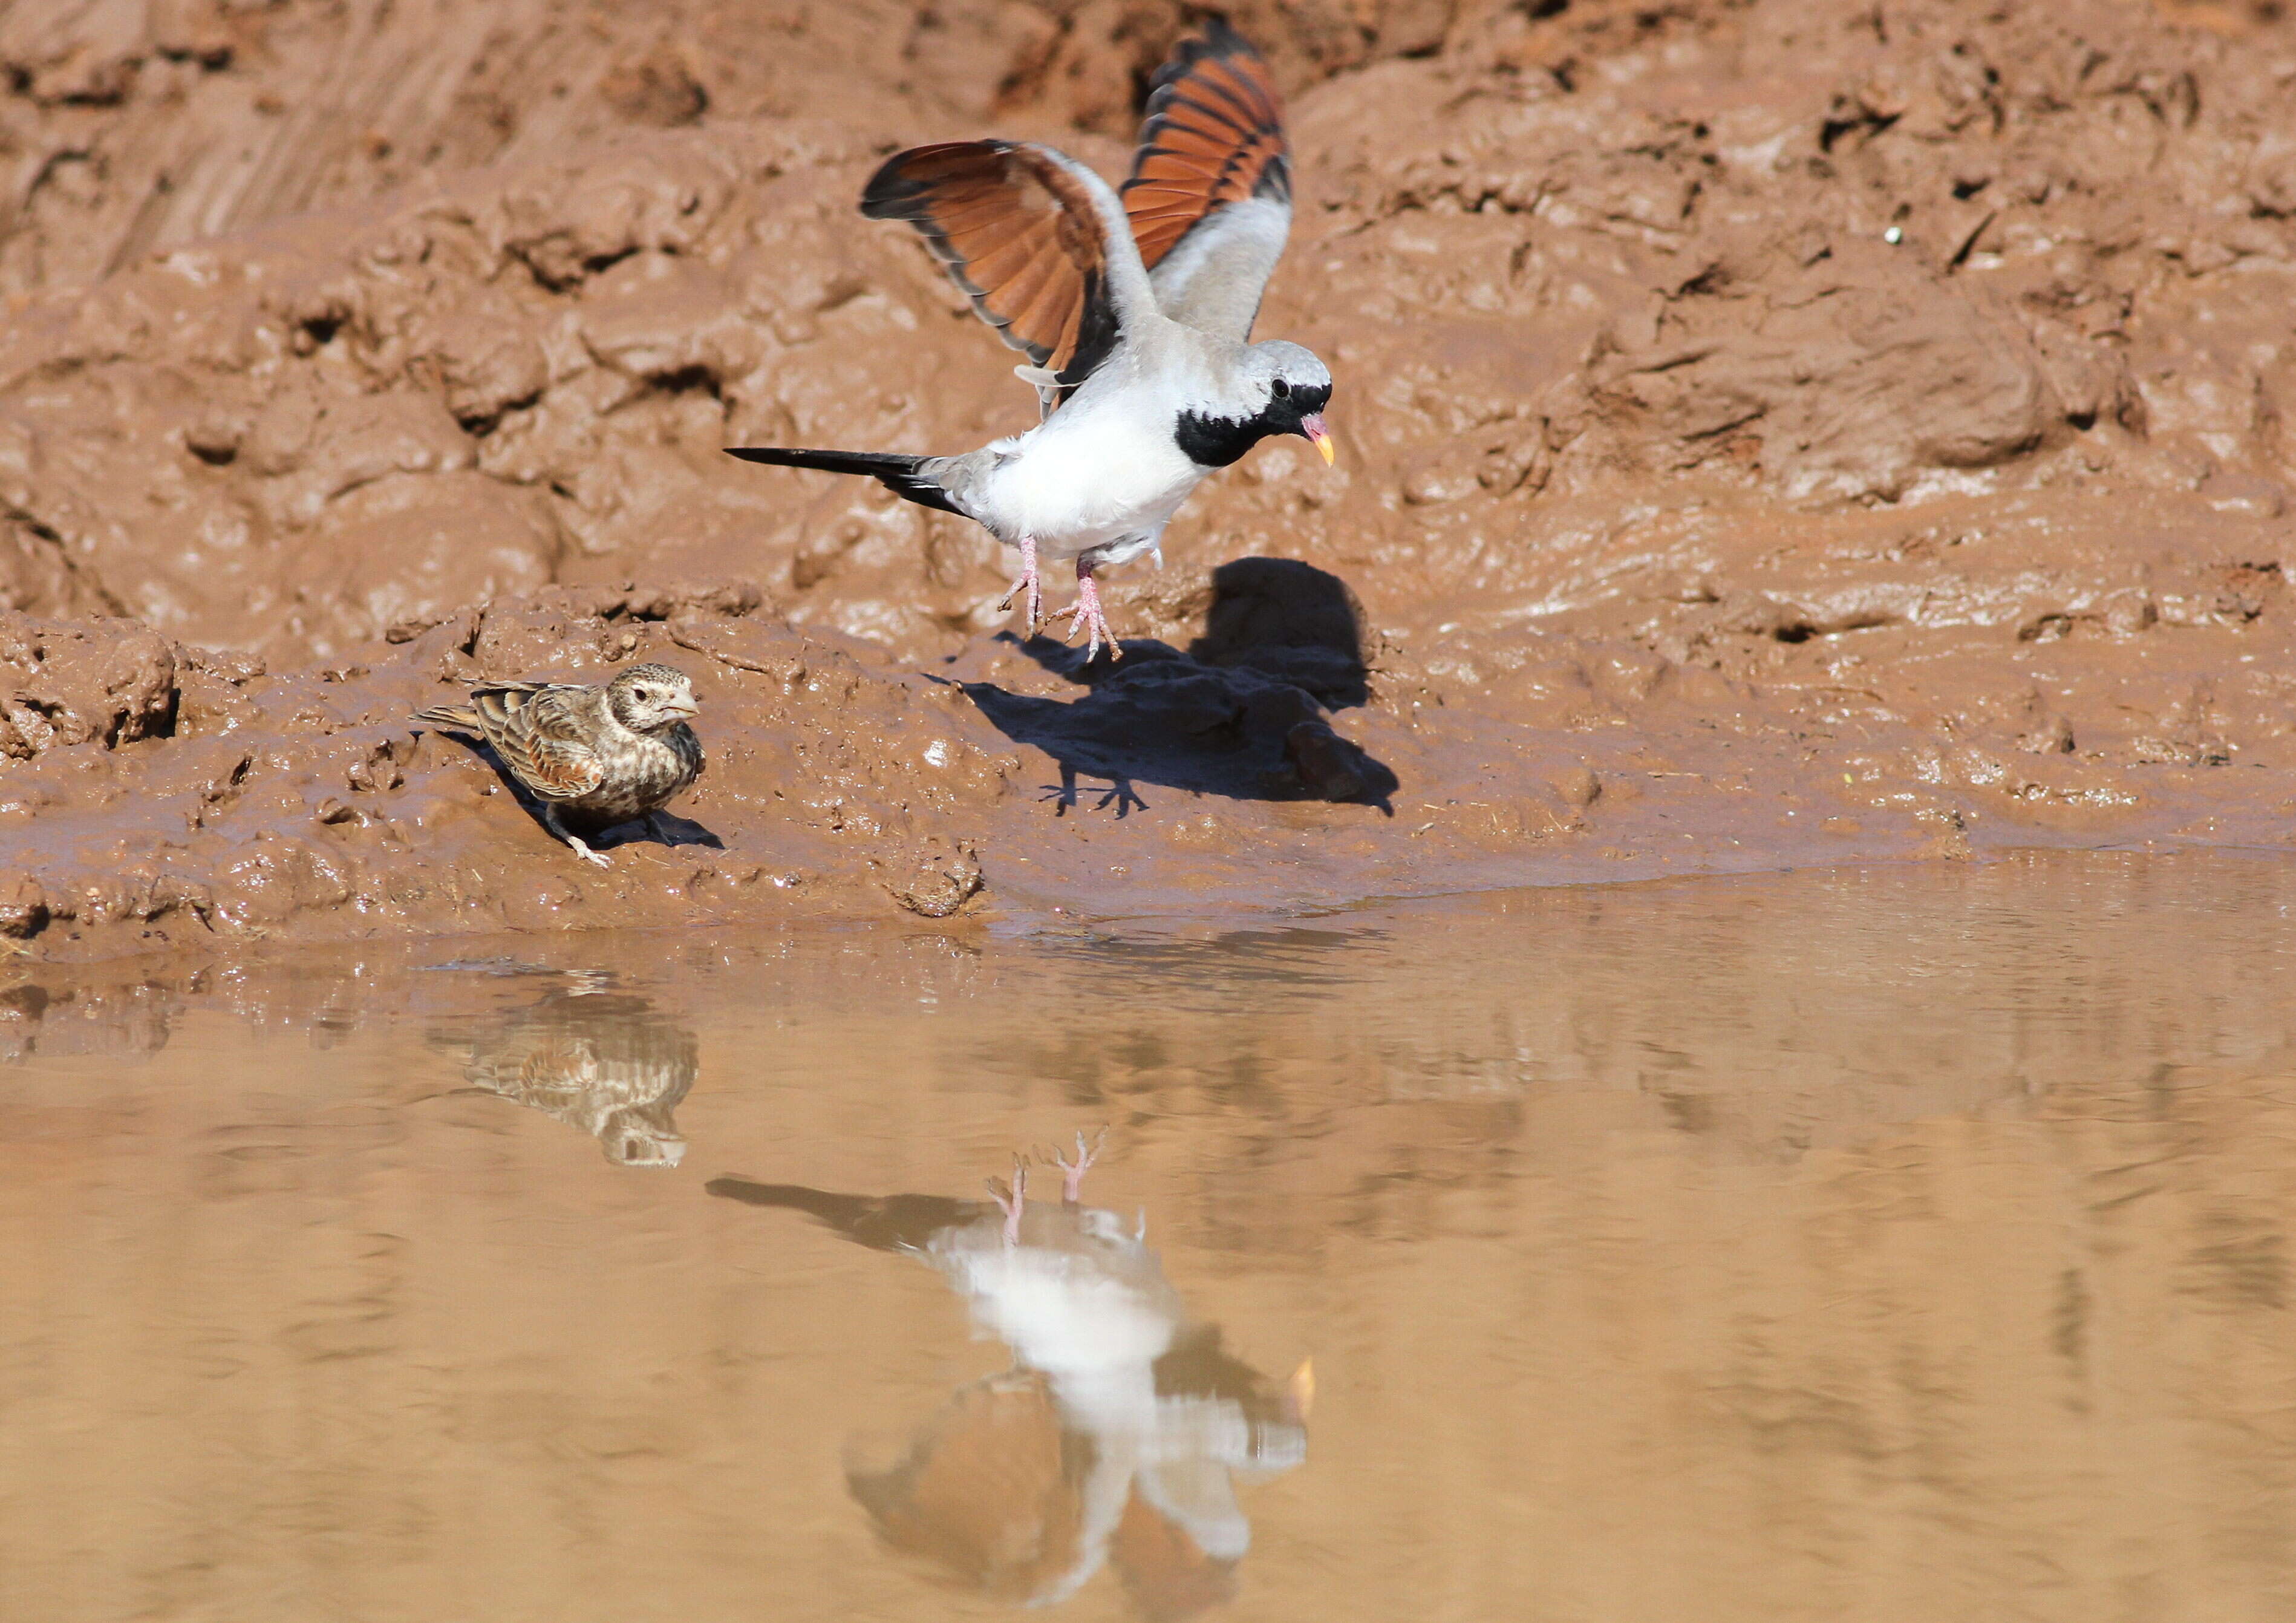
[543,805,610,867]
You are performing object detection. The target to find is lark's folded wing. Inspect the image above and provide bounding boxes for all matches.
[863,140,1156,414]
[469,684,608,802]
[1121,19,1293,344]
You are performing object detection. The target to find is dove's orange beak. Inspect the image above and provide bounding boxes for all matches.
[1300,414,1335,465]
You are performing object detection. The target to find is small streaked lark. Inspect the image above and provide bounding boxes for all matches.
[414,663,703,866]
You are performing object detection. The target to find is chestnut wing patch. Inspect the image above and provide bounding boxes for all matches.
[1121,19,1291,277]
[863,140,1125,409]
[472,685,608,802]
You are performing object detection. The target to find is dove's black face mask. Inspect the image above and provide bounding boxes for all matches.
[1173,380,1334,469]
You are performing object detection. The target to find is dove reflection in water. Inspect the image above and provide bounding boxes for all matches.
[707,1138,1310,1619]
[456,987,696,1166]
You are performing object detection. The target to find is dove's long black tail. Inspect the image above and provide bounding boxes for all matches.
[725,446,960,516]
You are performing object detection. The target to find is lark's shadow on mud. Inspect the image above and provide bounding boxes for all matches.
[956,559,1397,815]
[419,728,724,853]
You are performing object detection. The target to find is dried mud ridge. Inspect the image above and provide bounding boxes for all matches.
[2,0,2294,958]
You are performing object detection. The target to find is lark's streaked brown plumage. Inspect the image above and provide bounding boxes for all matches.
[413,662,703,866]
[461,988,697,1167]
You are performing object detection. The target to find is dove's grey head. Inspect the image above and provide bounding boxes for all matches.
[1175,341,1337,469]
[605,663,700,732]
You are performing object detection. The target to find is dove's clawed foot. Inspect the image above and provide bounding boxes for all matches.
[997,535,1043,633]
[988,1163,1028,1247]
[1052,566,1121,662]
[1051,1128,1107,1204]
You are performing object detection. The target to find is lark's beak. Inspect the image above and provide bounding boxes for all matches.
[667,696,700,718]
[1300,413,1336,465]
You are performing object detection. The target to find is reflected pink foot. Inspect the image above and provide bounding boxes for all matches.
[988,1163,1027,1246]
[1052,1128,1106,1204]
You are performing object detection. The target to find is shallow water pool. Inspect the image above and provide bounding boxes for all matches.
[6,851,2296,1621]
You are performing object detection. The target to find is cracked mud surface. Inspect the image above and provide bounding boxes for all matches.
[2,0,2294,956]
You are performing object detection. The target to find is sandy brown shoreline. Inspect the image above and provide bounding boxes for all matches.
[3,0,2292,961]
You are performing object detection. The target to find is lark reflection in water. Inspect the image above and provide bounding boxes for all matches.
[709,1140,1310,1619]
[446,984,697,1166]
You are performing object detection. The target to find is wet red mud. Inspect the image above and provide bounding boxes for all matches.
[2,0,2294,958]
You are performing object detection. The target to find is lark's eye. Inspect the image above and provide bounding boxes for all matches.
[1271,379,1291,397]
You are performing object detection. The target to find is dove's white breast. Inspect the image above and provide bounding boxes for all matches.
[974,371,1206,556]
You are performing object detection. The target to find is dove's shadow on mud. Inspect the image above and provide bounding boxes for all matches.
[420,729,725,852]
[954,558,1397,815]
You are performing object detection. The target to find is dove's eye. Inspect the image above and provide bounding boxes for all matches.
[1271,379,1291,397]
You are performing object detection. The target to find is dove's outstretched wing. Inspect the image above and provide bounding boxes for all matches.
[1121,19,1293,345]
[863,140,1158,415]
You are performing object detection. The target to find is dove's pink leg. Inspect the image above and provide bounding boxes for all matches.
[1052,560,1121,662]
[998,535,1042,632]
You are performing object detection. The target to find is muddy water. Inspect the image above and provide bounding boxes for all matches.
[6,852,2296,1622]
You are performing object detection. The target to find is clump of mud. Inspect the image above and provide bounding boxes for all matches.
[2,0,2294,958]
